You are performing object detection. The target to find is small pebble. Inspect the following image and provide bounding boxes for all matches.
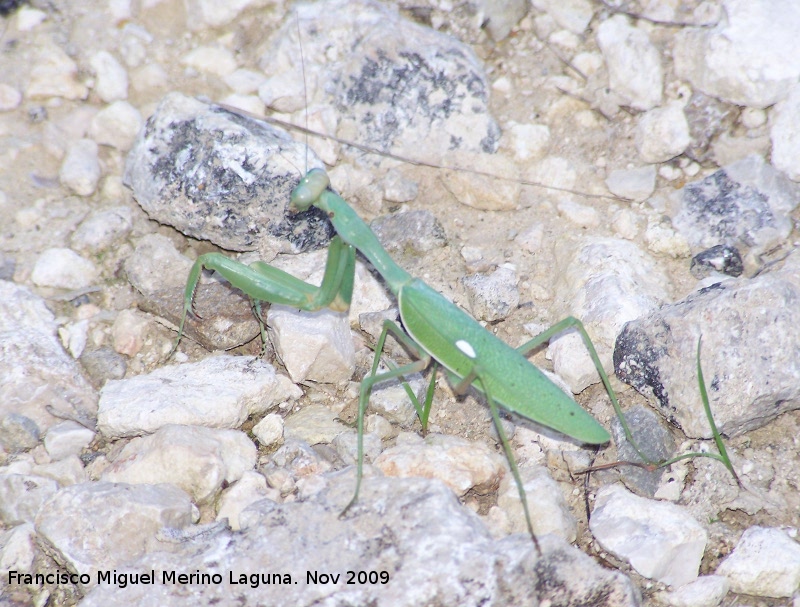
[636,102,691,163]
[89,101,143,151]
[181,46,238,78]
[59,139,101,196]
[0,84,22,111]
[111,309,150,357]
[0,414,41,454]
[89,50,129,102]
[31,248,99,290]
[605,165,656,201]
[252,413,284,448]
[557,198,600,228]
[44,421,95,461]
[461,264,520,322]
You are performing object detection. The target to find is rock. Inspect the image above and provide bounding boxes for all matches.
[270,438,333,478]
[605,165,656,201]
[557,198,600,228]
[124,92,332,258]
[59,318,89,358]
[43,421,95,461]
[0,473,59,525]
[590,484,707,587]
[507,122,551,162]
[0,414,40,454]
[370,210,447,255]
[223,68,266,95]
[0,523,37,575]
[124,234,193,294]
[25,40,88,100]
[670,155,800,253]
[89,50,128,102]
[0,83,22,111]
[70,206,134,253]
[35,482,194,588]
[59,139,101,196]
[181,46,238,78]
[0,282,98,435]
[674,0,800,107]
[77,477,639,605]
[770,83,800,181]
[596,15,663,110]
[98,355,297,438]
[184,0,270,30]
[715,526,800,598]
[610,405,676,497]
[549,237,670,393]
[111,308,150,357]
[101,424,257,504]
[252,413,284,448]
[31,455,88,487]
[462,264,520,322]
[31,247,99,290]
[382,169,418,203]
[259,0,500,162]
[479,0,528,41]
[689,244,744,279]
[614,253,800,438]
[658,575,730,607]
[635,102,691,163]
[440,153,520,211]
[683,92,737,164]
[644,217,692,258]
[375,433,506,496]
[283,404,348,445]
[330,430,384,466]
[531,0,594,34]
[80,347,127,388]
[89,101,143,151]
[267,305,355,384]
[215,470,273,531]
[496,465,577,541]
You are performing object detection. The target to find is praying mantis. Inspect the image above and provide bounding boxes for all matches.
[167,7,739,554]
[172,161,676,553]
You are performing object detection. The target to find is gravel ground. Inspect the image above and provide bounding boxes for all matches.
[1,0,799,605]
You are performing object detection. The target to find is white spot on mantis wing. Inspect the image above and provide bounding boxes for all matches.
[455,339,477,359]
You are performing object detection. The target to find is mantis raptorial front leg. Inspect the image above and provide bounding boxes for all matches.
[171,234,356,356]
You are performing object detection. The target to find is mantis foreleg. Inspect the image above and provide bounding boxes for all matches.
[171,235,356,355]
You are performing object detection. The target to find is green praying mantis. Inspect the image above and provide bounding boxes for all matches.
[171,161,737,553]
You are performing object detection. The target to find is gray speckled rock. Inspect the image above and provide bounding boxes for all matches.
[124,92,331,257]
[35,482,194,589]
[0,281,97,435]
[259,0,500,162]
[614,252,800,438]
[77,477,639,606]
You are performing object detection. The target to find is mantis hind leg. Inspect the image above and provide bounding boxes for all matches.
[517,316,654,465]
[474,370,542,556]
[340,320,432,517]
